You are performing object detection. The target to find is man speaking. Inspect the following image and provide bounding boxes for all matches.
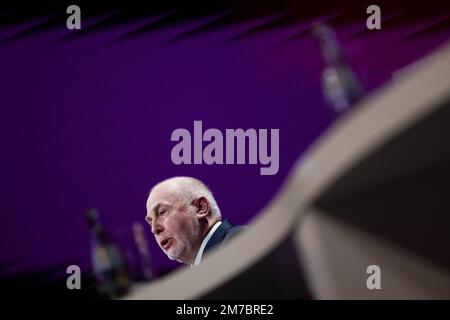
[145,177,243,266]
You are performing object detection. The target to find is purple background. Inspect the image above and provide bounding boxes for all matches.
[1,9,449,279]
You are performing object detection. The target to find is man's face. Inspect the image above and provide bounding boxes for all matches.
[145,186,201,264]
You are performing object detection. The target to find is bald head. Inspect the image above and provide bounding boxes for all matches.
[145,177,221,264]
[146,177,221,219]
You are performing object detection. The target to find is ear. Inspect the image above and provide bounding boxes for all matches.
[194,197,210,218]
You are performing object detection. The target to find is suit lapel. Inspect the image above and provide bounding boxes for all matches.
[204,219,233,254]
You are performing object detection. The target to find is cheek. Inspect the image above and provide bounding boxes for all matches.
[170,216,195,241]
[164,216,185,237]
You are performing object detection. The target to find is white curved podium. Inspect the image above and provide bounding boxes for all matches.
[124,42,450,299]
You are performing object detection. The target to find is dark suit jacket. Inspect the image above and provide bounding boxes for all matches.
[203,219,244,255]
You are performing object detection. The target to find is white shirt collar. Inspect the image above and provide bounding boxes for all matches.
[192,221,222,267]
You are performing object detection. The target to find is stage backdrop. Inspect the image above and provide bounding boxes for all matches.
[1,1,449,296]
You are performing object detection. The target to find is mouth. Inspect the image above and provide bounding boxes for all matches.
[160,238,173,250]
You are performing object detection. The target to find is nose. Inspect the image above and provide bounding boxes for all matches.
[151,219,164,235]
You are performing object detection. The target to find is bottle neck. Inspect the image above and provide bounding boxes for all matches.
[90,224,108,245]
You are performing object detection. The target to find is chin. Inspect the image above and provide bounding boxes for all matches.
[169,251,190,264]
[166,249,182,261]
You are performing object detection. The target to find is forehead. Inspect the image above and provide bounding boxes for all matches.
[146,184,181,213]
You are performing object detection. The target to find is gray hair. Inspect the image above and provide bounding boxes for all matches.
[150,176,221,218]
